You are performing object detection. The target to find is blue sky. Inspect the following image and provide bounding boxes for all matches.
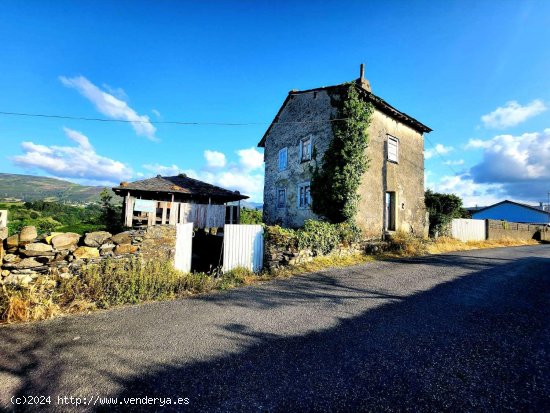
[1,1,549,205]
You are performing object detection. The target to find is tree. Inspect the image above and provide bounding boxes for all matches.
[99,189,123,233]
[240,207,262,224]
[425,189,468,237]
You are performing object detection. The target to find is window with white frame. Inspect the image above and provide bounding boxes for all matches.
[298,182,311,209]
[278,147,288,171]
[299,137,312,162]
[387,135,399,163]
[277,188,286,208]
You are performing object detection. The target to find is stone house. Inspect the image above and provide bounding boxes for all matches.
[258,66,432,238]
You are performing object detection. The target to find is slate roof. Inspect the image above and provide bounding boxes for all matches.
[258,81,432,147]
[112,174,248,201]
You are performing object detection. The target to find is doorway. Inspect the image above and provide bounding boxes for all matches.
[385,192,396,231]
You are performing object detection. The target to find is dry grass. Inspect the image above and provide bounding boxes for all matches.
[426,236,538,254]
[379,231,539,259]
[1,279,61,323]
[273,253,374,278]
[0,260,257,324]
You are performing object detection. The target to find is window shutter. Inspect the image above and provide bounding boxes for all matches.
[298,141,302,162]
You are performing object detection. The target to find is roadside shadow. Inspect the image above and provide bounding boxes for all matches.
[1,255,548,412]
[100,256,549,412]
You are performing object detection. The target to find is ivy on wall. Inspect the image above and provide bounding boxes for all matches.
[310,84,374,223]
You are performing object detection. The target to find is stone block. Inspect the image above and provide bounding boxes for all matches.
[72,246,100,260]
[111,231,132,245]
[114,243,138,255]
[45,232,64,244]
[14,257,43,269]
[6,234,19,250]
[20,226,38,244]
[84,231,112,247]
[51,233,81,250]
[20,242,55,257]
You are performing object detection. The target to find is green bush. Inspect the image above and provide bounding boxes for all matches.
[265,219,362,257]
[240,207,263,224]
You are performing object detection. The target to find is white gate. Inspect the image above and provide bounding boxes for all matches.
[174,223,193,272]
[223,224,264,273]
[451,218,486,241]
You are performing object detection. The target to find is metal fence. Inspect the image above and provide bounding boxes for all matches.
[451,218,486,241]
[222,224,264,273]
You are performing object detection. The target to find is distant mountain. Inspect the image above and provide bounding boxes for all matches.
[0,173,107,203]
[241,201,263,210]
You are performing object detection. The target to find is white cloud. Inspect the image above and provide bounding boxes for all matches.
[237,147,264,171]
[470,130,550,184]
[204,150,226,168]
[142,163,183,176]
[481,100,546,129]
[151,109,161,118]
[467,129,550,203]
[425,143,453,160]
[140,147,265,202]
[428,173,505,207]
[60,75,158,141]
[465,138,492,150]
[444,159,464,166]
[102,83,128,101]
[12,128,133,185]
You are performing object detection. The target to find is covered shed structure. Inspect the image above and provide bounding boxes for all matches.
[112,174,248,228]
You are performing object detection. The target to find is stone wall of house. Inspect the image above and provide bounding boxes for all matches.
[262,86,428,238]
[0,225,176,287]
[356,110,427,238]
[263,89,336,228]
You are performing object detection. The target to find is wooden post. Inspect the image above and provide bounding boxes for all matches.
[125,192,134,228]
[161,202,167,224]
[237,201,241,224]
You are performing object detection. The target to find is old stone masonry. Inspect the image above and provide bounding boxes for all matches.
[0,225,177,286]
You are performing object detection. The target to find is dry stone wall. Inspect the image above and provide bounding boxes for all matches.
[0,225,176,287]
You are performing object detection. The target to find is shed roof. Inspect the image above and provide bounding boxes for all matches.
[258,81,432,147]
[112,174,248,202]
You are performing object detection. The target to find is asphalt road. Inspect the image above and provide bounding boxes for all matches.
[1,245,549,412]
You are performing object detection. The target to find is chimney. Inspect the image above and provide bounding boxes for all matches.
[356,63,372,92]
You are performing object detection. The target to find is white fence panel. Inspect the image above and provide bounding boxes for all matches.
[223,224,264,273]
[451,218,486,241]
[174,223,193,272]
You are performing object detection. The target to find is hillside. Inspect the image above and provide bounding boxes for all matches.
[0,173,107,203]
